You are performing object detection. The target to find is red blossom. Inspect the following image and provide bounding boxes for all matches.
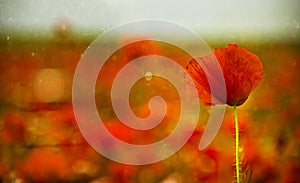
[17,149,70,181]
[120,38,161,60]
[186,44,263,106]
[1,113,27,144]
[107,163,138,183]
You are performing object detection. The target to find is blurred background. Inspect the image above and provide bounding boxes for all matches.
[0,0,299,182]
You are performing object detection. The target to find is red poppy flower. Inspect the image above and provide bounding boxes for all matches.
[121,39,161,59]
[1,112,27,144]
[186,44,263,106]
[17,149,70,181]
[107,162,138,183]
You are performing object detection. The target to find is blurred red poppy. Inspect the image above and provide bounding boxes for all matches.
[119,38,161,60]
[1,112,26,144]
[107,162,138,183]
[17,149,70,182]
[186,44,263,106]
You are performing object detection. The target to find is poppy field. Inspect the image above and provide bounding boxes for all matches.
[0,32,299,183]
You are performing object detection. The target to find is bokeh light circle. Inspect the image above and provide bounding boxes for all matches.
[33,68,65,103]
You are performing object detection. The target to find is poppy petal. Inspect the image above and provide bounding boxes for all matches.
[186,44,263,106]
[214,44,263,106]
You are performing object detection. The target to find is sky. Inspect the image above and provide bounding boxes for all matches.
[0,0,299,39]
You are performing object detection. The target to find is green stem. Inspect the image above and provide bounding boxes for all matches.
[234,104,241,183]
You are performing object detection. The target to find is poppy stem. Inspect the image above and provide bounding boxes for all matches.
[234,104,241,183]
